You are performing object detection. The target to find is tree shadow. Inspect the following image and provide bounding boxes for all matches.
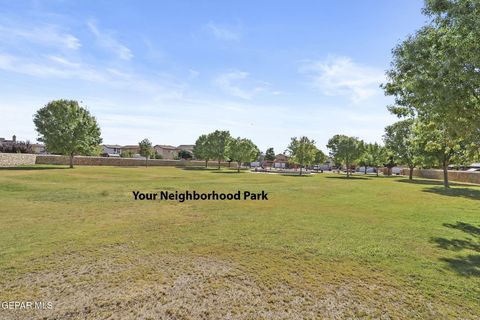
[0,166,69,170]
[280,174,313,177]
[439,255,480,277]
[422,187,480,201]
[211,171,243,174]
[432,222,480,277]
[181,167,221,171]
[325,175,371,180]
[397,178,473,187]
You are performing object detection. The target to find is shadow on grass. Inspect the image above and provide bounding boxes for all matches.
[181,167,221,171]
[422,187,480,201]
[397,178,473,187]
[432,222,480,277]
[280,174,313,177]
[211,171,244,174]
[325,175,371,180]
[439,255,480,277]
[0,166,69,170]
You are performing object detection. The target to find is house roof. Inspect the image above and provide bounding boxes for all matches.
[103,144,123,148]
[154,145,178,150]
[122,145,140,149]
[177,144,194,149]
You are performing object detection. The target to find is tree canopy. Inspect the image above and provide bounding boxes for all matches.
[193,134,211,167]
[382,0,480,187]
[265,147,276,161]
[228,137,259,172]
[33,99,102,168]
[326,135,362,177]
[286,136,317,175]
[207,130,232,169]
[384,119,421,180]
[138,138,153,166]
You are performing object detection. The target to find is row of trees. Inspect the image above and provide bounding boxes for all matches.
[381,0,480,188]
[193,130,259,172]
[32,96,477,185]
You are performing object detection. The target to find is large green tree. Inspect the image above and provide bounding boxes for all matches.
[193,134,212,168]
[286,136,317,175]
[412,119,479,187]
[366,143,387,177]
[326,135,362,178]
[207,130,232,169]
[33,100,102,168]
[382,0,480,187]
[138,138,153,167]
[384,119,421,180]
[228,138,260,173]
[357,141,371,174]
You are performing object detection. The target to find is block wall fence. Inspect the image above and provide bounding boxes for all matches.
[2,153,480,184]
[401,168,480,185]
[0,153,37,166]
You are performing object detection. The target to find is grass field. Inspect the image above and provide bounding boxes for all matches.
[0,165,479,319]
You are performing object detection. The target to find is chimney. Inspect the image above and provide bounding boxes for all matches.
[12,135,16,142]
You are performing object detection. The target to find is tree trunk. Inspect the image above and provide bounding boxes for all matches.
[443,159,450,188]
[237,161,241,173]
[364,166,367,174]
[69,153,74,168]
[205,159,208,168]
[409,166,414,180]
[145,156,148,167]
[300,166,303,176]
[376,167,379,177]
[218,159,221,170]
[346,162,350,178]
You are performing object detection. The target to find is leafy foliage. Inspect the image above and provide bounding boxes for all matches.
[193,134,211,166]
[138,139,153,165]
[33,100,102,168]
[178,150,193,160]
[228,138,260,172]
[0,141,33,153]
[326,135,362,177]
[314,149,327,165]
[265,147,276,161]
[384,119,422,179]
[382,0,480,186]
[207,130,232,169]
[286,136,317,175]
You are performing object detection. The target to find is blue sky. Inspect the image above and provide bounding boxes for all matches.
[0,0,427,153]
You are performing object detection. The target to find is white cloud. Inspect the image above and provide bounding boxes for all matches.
[213,71,273,100]
[301,56,385,103]
[87,20,133,60]
[0,24,81,50]
[0,53,184,100]
[205,21,241,41]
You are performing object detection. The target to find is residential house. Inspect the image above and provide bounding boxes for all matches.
[154,145,179,159]
[273,153,288,168]
[31,143,46,154]
[122,145,141,157]
[177,144,194,153]
[102,144,123,157]
[0,135,16,146]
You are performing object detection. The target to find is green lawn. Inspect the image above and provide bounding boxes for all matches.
[0,166,479,319]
